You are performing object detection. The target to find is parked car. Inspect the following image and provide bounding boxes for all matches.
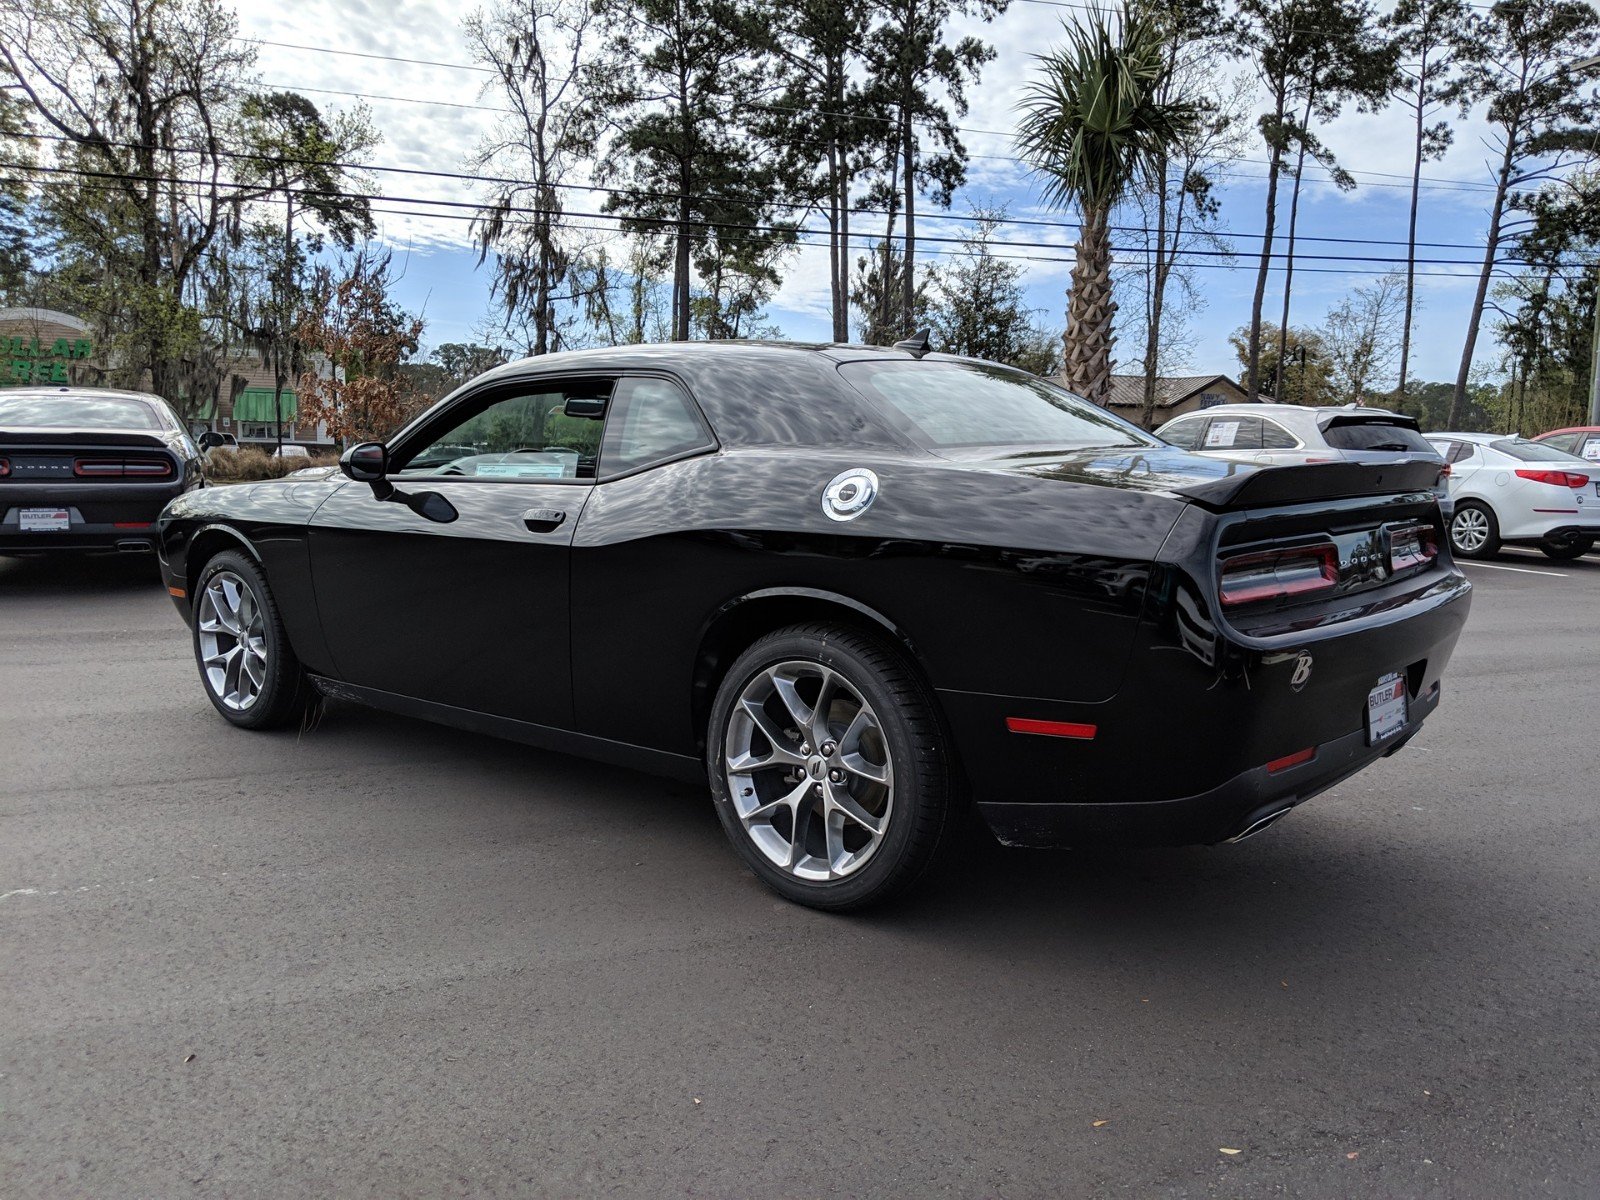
[156,342,1470,910]
[1424,432,1600,560]
[1156,403,1450,513]
[197,430,239,455]
[2,386,205,555]
[1533,426,1600,465]
[269,444,311,460]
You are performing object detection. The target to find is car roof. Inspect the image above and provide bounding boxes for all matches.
[1160,402,1411,424]
[0,385,171,406]
[1424,431,1502,443]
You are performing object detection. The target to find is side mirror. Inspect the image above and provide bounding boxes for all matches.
[564,395,608,420]
[341,442,388,482]
[197,431,222,450]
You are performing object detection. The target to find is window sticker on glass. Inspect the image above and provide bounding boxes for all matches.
[1583,441,1600,461]
[1204,420,1241,448]
[475,461,565,479]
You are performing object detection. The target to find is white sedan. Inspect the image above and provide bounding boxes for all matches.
[1424,432,1600,560]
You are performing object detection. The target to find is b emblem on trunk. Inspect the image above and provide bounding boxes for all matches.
[1290,652,1314,692]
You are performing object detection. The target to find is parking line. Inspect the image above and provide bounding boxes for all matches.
[1459,561,1569,578]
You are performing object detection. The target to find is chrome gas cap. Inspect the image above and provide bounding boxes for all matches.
[822,468,879,522]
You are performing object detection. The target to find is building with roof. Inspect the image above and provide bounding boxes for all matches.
[0,307,332,448]
[1086,373,1257,424]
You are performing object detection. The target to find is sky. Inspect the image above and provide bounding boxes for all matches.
[234,0,1591,386]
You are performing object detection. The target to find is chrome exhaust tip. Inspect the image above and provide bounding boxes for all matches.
[1226,806,1293,844]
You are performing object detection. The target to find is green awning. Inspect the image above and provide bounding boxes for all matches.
[232,387,296,423]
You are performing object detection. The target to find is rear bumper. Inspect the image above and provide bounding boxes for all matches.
[1,483,187,553]
[978,681,1440,848]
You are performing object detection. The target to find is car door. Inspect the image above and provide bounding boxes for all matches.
[307,378,607,729]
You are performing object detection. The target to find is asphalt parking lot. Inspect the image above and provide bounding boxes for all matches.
[2,550,1598,1198]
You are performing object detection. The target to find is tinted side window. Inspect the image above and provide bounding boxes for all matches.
[1160,418,1205,449]
[396,387,605,480]
[1260,420,1299,449]
[600,377,713,476]
[1540,432,1580,453]
[1449,442,1478,464]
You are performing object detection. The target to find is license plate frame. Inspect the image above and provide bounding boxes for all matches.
[19,507,71,532]
[1366,671,1408,746]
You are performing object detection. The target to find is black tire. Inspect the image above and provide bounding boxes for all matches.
[1448,501,1501,560]
[1540,536,1594,561]
[191,549,316,730]
[706,622,962,912]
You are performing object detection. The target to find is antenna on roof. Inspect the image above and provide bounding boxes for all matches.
[892,329,933,359]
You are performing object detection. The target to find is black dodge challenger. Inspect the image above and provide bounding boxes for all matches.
[2,386,205,555]
[156,341,1471,909]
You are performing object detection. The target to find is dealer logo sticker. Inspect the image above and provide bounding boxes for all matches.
[1290,651,1314,692]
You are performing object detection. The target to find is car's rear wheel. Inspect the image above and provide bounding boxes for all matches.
[707,623,960,911]
[1539,536,1594,561]
[1448,501,1500,559]
[192,549,315,729]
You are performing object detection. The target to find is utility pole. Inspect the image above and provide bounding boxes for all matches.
[1590,262,1599,424]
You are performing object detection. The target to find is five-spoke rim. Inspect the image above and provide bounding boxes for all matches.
[724,660,894,881]
[197,570,268,711]
[1452,507,1488,553]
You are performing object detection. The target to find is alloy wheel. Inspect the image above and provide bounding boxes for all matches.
[1451,507,1489,554]
[196,570,268,711]
[723,660,894,882]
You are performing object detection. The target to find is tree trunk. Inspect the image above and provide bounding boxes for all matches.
[1246,91,1288,401]
[1140,153,1170,431]
[1398,61,1425,402]
[1063,204,1116,405]
[1275,130,1311,372]
[1451,134,1517,426]
[901,93,916,335]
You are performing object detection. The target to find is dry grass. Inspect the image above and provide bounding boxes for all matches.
[204,446,341,482]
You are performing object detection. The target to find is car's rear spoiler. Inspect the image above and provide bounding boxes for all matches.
[1171,458,1445,511]
[1315,409,1420,431]
[0,428,173,449]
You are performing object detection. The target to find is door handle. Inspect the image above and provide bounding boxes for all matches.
[522,507,566,532]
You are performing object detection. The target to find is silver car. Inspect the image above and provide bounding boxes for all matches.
[1156,403,1450,513]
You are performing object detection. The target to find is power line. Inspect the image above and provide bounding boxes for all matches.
[11,127,1540,254]
[13,159,1575,276]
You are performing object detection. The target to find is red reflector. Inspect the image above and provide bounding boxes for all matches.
[0,457,9,477]
[1267,747,1316,774]
[1219,544,1339,607]
[1006,717,1098,740]
[113,521,152,529]
[1515,468,1590,488]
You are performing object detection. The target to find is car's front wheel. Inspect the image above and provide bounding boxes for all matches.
[1540,536,1594,561]
[707,623,960,911]
[1449,501,1500,559]
[191,549,315,729]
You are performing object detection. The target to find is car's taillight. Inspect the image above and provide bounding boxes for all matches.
[72,457,173,478]
[1218,544,1339,607]
[1387,523,1438,573]
[1515,468,1590,488]
[1439,462,1451,478]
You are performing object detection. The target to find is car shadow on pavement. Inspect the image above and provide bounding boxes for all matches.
[0,552,164,594]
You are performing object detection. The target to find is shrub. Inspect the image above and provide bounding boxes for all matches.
[204,446,342,482]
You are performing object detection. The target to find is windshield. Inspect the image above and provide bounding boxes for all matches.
[1322,421,1434,454]
[1492,438,1590,464]
[0,393,163,430]
[839,360,1157,455]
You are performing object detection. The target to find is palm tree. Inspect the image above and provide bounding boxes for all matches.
[1015,7,1195,404]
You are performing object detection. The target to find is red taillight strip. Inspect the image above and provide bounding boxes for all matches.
[1218,543,1339,607]
[1006,717,1098,740]
[73,457,174,478]
[1267,747,1316,774]
[1515,468,1590,488]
